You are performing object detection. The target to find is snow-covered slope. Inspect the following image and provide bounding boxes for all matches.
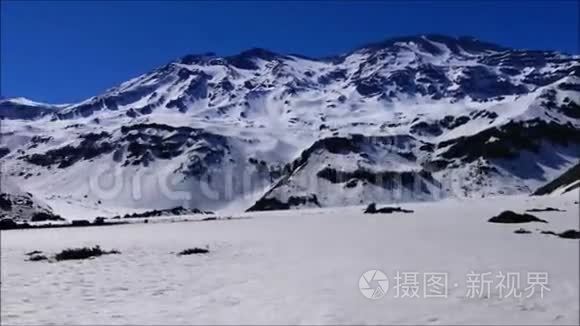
[1,34,579,214]
[0,177,61,221]
[0,97,66,120]
[533,161,580,195]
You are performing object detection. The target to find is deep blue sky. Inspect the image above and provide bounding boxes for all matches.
[1,1,578,104]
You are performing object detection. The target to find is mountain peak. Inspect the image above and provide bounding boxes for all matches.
[179,52,217,65]
[236,47,282,60]
[225,48,288,70]
[358,34,507,55]
[428,34,508,53]
[0,97,50,107]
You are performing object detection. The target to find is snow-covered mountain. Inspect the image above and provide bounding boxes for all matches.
[1,34,579,216]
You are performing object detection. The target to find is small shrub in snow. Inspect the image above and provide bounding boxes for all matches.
[54,245,120,261]
[28,254,48,261]
[177,247,209,256]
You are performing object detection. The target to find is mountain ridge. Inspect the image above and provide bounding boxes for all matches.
[4,33,576,107]
[0,34,578,217]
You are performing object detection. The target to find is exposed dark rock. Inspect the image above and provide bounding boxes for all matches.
[422,159,451,172]
[500,67,521,76]
[93,217,106,225]
[317,167,437,193]
[482,50,564,69]
[345,179,359,188]
[539,89,580,119]
[24,132,114,168]
[30,212,65,222]
[166,72,210,112]
[286,134,417,173]
[121,206,213,219]
[411,116,472,137]
[386,70,417,94]
[440,120,580,163]
[318,69,347,85]
[557,230,580,239]
[0,218,19,230]
[541,229,580,239]
[419,143,435,152]
[251,134,434,210]
[470,110,498,120]
[525,207,566,213]
[533,162,580,195]
[488,211,548,224]
[364,203,414,214]
[355,77,385,96]
[126,108,138,118]
[28,136,52,148]
[441,115,471,129]
[0,194,12,211]
[514,228,532,234]
[121,123,229,168]
[226,48,286,70]
[454,65,528,100]
[0,147,9,158]
[22,122,232,170]
[558,101,580,119]
[27,254,49,262]
[541,230,557,236]
[410,121,443,136]
[71,220,91,226]
[247,194,321,212]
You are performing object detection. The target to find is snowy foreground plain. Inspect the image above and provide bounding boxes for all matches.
[1,192,579,325]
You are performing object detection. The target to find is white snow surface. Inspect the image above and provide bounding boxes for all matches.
[1,192,579,325]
